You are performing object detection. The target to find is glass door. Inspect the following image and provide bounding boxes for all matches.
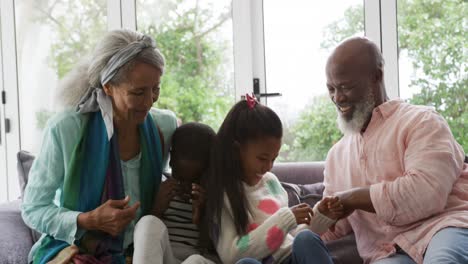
[137,0,235,130]
[397,0,467,152]
[262,0,365,161]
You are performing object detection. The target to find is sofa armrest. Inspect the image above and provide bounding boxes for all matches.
[0,200,33,264]
[272,162,325,184]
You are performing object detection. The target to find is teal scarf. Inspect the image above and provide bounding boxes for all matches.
[33,111,162,263]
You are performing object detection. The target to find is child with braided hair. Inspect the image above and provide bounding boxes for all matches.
[203,95,344,264]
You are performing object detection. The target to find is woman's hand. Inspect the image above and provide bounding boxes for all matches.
[152,178,179,217]
[191,183,206,225]
[291,203,314,225]
[78,196,140,237]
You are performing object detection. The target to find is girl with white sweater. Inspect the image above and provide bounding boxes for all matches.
[202,95,342,264]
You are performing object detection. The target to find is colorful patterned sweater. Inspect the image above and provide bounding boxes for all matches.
[216,172,334,263]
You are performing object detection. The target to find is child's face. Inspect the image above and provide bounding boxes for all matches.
[239,136,281,186]
[171,158,205,190]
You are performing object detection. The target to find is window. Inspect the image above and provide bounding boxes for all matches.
[397,0,467,151]
[262,0,364,161]
[0,0,108,200]
[2,0,461,202]
[15,0,107,154]
[136,0,235,130]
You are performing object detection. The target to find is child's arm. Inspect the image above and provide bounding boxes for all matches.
[308,196,344,234]
[216,174,312,262]
[191,183,205,225]
[151,177,179,217]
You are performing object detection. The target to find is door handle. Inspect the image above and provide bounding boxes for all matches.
[253,78,281,98]
[5,118,10,133]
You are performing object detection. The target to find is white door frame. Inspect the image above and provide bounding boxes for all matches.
[0,0,21,201]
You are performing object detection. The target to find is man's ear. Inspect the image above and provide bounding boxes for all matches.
[102,83,113,96]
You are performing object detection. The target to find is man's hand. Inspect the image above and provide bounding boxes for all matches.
[152,178,180,217]
[335,187,375,215]
[317,196,345,220]
[78,196,140,237]
[191,183,206,225]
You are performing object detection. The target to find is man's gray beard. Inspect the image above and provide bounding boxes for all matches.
[336,94,375,135]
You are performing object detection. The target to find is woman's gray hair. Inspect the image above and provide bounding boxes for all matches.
[55,29,165,110]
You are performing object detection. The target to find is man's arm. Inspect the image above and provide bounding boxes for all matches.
[335,110,465,227]
[346,111,464,226]
[336,187,375,213]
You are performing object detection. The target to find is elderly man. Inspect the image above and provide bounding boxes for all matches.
[322,37,468,264]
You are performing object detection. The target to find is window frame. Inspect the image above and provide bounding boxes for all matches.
[0,1,7,201]
[0,0,399,201]
[1,0,21,201]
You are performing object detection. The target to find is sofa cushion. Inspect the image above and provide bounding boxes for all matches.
[16,150,42,243]
[272,162,325,185]
[281,181,324,207]
[281,182,301,207]
[17,150,35,199]
[0,200,33,264]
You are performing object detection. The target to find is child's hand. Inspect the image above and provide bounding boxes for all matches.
[191,183,206,225]
[317,196,344,220]
[291,203,314,225]
[152,178,179,217]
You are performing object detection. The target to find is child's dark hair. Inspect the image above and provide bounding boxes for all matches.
[171,122,216,167]
[203,100,282,243]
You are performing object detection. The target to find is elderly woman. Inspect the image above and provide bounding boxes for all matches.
[21,29,178,263]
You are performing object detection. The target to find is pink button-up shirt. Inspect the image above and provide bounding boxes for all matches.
[323,99,468,264]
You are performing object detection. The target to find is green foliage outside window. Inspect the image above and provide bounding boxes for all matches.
[37,0,233,131]
[287,0,467,161]
[36,0,466,161]
[139,1,234,129]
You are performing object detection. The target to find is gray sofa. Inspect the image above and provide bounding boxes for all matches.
[0,151,362,263]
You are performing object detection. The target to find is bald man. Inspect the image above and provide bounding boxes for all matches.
[321,37,468,264]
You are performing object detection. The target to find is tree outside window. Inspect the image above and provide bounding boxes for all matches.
[288,0,466,161]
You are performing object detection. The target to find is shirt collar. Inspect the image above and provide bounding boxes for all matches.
[374,99,404,120]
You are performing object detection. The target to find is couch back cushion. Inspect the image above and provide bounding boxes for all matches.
[273,162,325,207]
[271,162,324,184]
[0,200,34,264]
[281,181,324,207]
[17,150,35,199]
[17,150,43,242]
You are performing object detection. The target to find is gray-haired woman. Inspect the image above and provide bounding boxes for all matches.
[21,29,184,263]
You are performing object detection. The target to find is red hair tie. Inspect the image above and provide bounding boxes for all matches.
[246,93,258,109]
